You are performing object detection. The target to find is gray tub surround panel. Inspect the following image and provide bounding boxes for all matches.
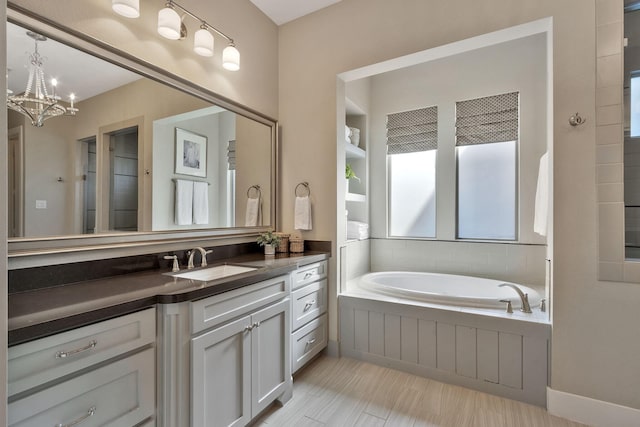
[9,252,329,346]
[339,295,550,407]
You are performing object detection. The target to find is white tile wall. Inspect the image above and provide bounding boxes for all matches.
[595,0,625,281]
[369,239,546,289]
[345,239,371,280]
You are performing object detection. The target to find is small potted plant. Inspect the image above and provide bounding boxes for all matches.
[346,163,360,192]
[256,230,281,255]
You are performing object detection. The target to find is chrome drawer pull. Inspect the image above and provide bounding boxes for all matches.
[55,340,97,359]
[303,300,316,312]
[303,271,314,279]
[305,338,316,348]
[55,405,96,427]
[244,321,261,332]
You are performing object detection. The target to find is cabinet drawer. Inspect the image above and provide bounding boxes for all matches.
[8,347,155,427]
[291,279,327,331]
[292,314,327,374]
[8,308,156,397]
[191,275,290,334]
[292,261,327,290]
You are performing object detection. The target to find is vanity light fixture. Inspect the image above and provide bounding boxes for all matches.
[112,0,140,18]
[6,32,78,127]
[154,0,240,70]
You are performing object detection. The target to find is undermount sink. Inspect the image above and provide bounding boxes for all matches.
[170,265,258,282]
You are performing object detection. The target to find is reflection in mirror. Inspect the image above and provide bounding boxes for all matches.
[625,5,640,259]
[6,21,272,239]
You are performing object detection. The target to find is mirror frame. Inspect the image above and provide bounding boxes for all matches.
[596,0,640,282]
[6,6,278,267]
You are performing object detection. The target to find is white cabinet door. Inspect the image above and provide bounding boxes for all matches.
[251,299,291,416]
[191,315,252,427]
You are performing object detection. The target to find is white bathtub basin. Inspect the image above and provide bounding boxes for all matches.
[170,265,257,281]
[358,271,542,309]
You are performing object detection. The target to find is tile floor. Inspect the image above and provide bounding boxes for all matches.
[253,355,588,427]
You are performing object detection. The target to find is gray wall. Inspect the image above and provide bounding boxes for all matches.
[278,0,640,411]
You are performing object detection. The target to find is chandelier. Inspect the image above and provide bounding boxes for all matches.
[7,31,78,127]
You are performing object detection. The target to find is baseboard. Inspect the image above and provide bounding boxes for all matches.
[547,387,640,427]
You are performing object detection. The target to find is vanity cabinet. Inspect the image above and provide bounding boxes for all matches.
[191,299,290,426]
[8,308,156,427]
[291,261,328,373]
[158,274,292,427]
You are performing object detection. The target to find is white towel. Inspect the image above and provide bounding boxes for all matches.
[175,179,193,225]
[347,221,370,240]
[294,196,312,230]
[534,152,549,236]
[245,197,261,226]
[193,181,209,225]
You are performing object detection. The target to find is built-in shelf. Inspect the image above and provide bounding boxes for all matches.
[345,143,365,159]
[346,192,366,202]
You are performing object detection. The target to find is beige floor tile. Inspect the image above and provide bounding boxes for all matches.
[253,356,590,427]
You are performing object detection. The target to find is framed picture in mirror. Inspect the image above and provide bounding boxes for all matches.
[175,127,207,177]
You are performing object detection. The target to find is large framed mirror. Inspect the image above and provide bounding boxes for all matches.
[6,7,277,262]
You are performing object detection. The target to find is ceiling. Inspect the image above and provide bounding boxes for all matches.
[250,0,342,25]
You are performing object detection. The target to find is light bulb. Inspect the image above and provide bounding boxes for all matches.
[222,44,240,71]
[194,28,214,57]
[70,93,75,108]
[51,78,57,87]
[112,0,140,18]
[158,6,181,40]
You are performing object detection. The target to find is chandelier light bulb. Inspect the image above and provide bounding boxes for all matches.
[50,78,57,87]
[112,0,140,18]
[69,93,75,108]
[158,6,182,40]
[222,44,240,71]
[194,27,214,57]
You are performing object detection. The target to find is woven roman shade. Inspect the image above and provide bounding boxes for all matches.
[455,92,519,146]
[386,106,438,154]
[227,140,236,170]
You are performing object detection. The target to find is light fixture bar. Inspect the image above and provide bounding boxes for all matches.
[166,0,234,44]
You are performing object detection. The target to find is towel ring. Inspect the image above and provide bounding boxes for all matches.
[295,182,311,197]
[247,185,261,198]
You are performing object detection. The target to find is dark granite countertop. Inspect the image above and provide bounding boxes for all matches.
[8,252,328,346]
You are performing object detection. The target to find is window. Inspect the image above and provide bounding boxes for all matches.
[455,92,518,240]
[387,106,437,238]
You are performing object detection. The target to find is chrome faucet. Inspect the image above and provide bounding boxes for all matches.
[498,283,532,313]
[187,247,213,269]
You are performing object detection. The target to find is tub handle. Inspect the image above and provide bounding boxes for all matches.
[303,300,316,311]
[499,299,513,314]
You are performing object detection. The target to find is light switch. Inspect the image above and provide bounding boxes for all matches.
[35,200,47,209]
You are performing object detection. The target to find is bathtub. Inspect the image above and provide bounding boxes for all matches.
[341,271,550,406]
[357,271,542,310]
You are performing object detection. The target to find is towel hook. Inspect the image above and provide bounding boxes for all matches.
[295,182,311,197]
[247,185,261,198]
[568,112,586,126]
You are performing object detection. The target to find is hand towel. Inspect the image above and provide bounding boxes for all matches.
[294,196,312,230]
[534,152,549,236]
[193,181,209,225]
[245,196,261,226]
[175,179,193,226]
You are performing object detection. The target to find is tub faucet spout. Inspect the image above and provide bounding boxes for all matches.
[498,283,532,313]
